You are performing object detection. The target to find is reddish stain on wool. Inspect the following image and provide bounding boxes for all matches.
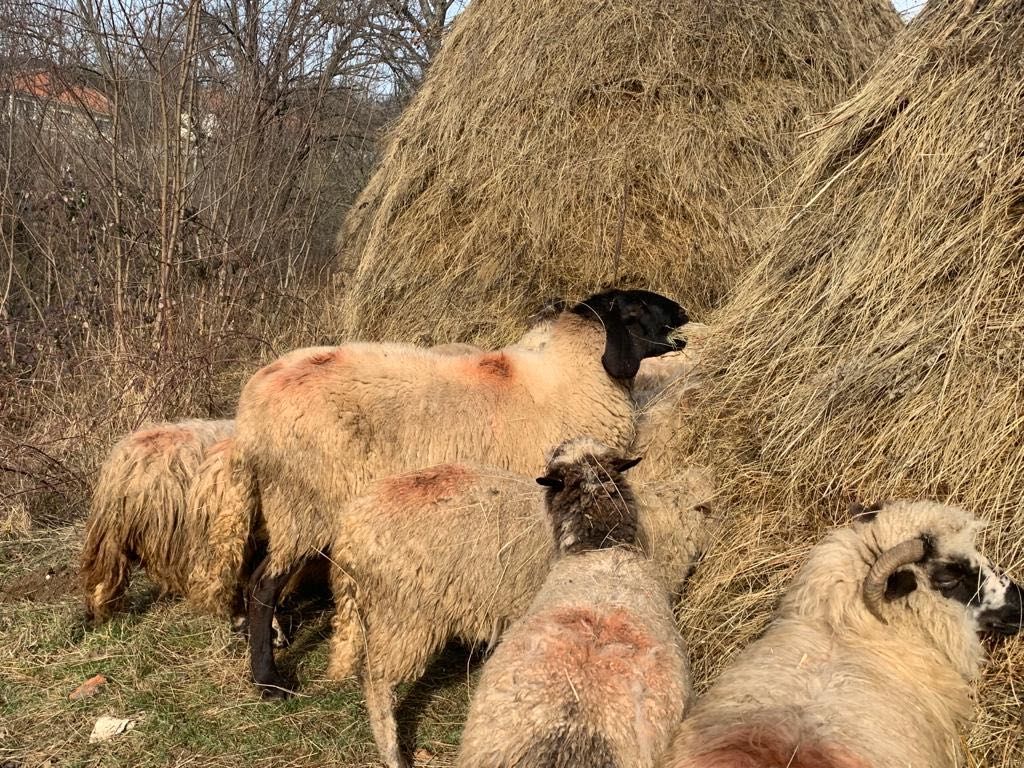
[263,349,345,392]
[527,606,666,695]
[683,728,870,768]
[379,464,476,506]
[462,353,514,385]
[132,426,191,454]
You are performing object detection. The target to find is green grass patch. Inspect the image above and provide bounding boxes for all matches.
[0,530,471,767]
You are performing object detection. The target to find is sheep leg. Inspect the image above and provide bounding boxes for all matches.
[247,557,294,698]
[234,585,288,647]
[230,534,266,634]
[364,676,409,768]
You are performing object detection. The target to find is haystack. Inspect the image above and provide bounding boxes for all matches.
[338,0,901,344]
[663,2,1024,764]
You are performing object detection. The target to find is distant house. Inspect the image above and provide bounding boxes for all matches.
[4,71,113,136]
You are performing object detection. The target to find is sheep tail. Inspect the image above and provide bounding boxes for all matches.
[520,724,618,768]
[80,494,132,623]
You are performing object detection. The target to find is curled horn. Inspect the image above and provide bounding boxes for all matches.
[863,538,928,624]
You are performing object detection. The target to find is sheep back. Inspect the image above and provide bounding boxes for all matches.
[457,549,689,768]
[237,314,635,574]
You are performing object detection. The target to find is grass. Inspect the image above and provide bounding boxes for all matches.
[0,529,476,768]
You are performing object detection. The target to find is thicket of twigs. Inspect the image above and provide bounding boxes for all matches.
[0,0,458,531]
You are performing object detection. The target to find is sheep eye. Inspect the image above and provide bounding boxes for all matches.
[931,562,968,591]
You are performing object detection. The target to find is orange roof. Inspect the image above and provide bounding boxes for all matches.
[9,71,112,116]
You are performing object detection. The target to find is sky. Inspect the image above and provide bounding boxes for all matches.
[892,0,924,17]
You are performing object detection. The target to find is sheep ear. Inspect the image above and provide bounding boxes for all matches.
[850,499,885,522]
[536,475,564,491]
[885,570,918,600]
[612,456,642,473]
[601,310,643,379]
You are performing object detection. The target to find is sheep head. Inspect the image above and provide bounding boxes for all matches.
[536,437,642,554]
[571,289,688,380]
[857,500,1023,640]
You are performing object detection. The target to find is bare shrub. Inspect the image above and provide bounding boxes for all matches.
[0,0,449,527]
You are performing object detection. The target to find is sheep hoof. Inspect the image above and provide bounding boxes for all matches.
[258,680,294,700]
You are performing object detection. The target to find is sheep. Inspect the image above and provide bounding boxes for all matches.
[456,437,692,768]
[235,288,689,694]
[81,423,297,649]
[325,438,712,768]
[80,418,234,621]
[661,499,1024,768]
[630,323,710,490]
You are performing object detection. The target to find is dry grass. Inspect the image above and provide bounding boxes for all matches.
[655,2,1024,765]
[337,0,902,346]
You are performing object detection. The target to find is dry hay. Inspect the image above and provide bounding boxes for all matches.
[338,0,902,345]
[659,2,1024,765]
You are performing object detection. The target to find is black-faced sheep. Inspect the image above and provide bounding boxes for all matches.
[80,419,234,621]
[455,438,691,768]
[235,288,689,694]
[326,438,711,768]
[662,499,1024,768]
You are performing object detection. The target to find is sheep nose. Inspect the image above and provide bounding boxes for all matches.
[982,581,1024,637]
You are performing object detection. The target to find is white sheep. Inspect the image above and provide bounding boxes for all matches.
[325,440,712,768]
[662,499,1024,768]
[80,418,233,621]
[456,437,692,768]
[233,288,689,694]
[81,423,293,646]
